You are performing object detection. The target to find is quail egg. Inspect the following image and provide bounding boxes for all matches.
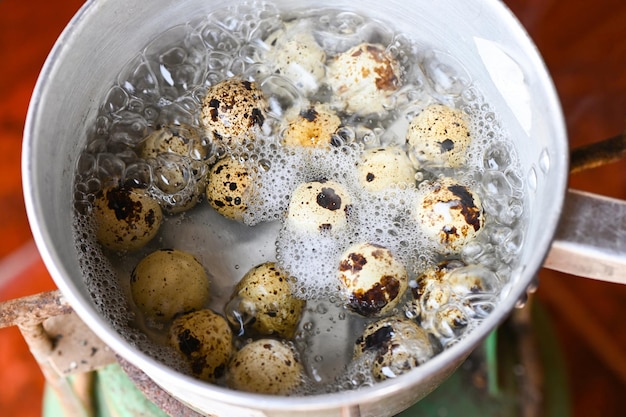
[227,339,304,395]
[354,317,433,381]
[286,179,353,234]
[169,309,232,382]
[414,177,484,252]
[139,124,210,213]
[140,124,208,161]
[412,259,465,302]
[265,26,326,96]
[406,104,471,170]
[130,249,210,322]
[200,78,267,148]
[93,185,163,252]
[229,262,305,339]
[433,303,471,339]
[413,261,499,338]
[282,103,341,149]
[337,242,408,317]
[444,264,500,295]
[205,157,254,221]
[356,146,416,192]
[327,43,400,114]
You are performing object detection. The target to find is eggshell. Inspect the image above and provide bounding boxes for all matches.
[139,124,209,213]
[414,177,484,252]
[169,309,232,381]
[205,157,253,221]
[327,43,400,114]
[231,262,305,339]
[286,179,352,234]
[354,317,433,381]
[93,185,163,252]
[265,28,326,95]
[356,146,416,191]
[227,339,304,395]
[406,104,471,170]
[337,242,408,317]
[282,103,341,149]
[130,248,210,321]
[200,78,267,148]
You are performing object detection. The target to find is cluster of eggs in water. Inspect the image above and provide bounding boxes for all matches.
[82,7,517,395]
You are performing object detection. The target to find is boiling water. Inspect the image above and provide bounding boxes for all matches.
[72,1,526,394]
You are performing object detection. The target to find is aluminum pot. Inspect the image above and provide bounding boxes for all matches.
[22,0,568,416]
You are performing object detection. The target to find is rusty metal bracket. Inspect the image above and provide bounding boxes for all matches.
[0,290,116,417]
[569,130,626,174]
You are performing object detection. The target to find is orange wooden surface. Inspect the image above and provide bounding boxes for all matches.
[1,1,625,416]
[0,1,85,416]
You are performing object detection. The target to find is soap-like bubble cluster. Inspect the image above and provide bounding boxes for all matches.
[72,1,527,393]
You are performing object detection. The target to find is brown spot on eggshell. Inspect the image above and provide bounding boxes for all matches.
[301,107,318,122]
[359,324,394,352]
[316,187,342,211]
[447,184,482,231]
[339,252,367,274]
[349,275,401,317]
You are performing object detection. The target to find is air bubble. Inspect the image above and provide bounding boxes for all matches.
[483,143,512,171]
[421,49,469,96]
[527,166,538,192]
[538,148,550,174]
[104,86,129,113]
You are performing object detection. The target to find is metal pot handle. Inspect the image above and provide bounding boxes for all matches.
[543,131,626,283]
[545,189,626,284]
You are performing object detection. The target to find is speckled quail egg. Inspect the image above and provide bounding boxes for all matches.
[414,177,484,252]
[444,264,500,295]
[282,103,341,148]
[130,249,210,322]
[227,338,304,395]
[327,43,400,115]
[169,309,232,382]
[140,124,208,162]
[139,124,210,213]
[229,262,305,339]
[412,260,464,302]
[412,261,462,318]
[354,317,433,381]
[413,261,499,338]
[286,179,353,234]
[337,242,408,317]
[356,146,416,192]
[93,185,163,252]
[265,27,326,96]
[433,303,471,339]
[205,157,254,221]
[200,78,267,148]
[406,104,472,170]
